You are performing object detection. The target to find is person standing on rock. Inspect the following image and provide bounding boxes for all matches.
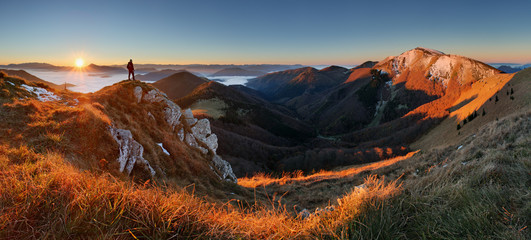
[127,59,135,80]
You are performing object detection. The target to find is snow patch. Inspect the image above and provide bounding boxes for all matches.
[157,143,170,156]
[7,81,15,86]
[21,84,61,102]
[457,145,463,150]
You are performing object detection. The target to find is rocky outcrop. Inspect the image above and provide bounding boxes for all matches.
[183,108,197,126]
[191,119,211,139]
[134,86,143,103]
[164,105,182,130]
[143,89,165,103]
[204,134,218,154]
[131,85,237,183]
[109,126,156,177]
[135,87,182,130]
[212,155,237,183]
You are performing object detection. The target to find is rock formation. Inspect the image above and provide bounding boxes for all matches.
[129,84,237,183]
[109,126,156,177]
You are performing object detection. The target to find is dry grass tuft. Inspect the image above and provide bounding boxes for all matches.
[0,145,401,239]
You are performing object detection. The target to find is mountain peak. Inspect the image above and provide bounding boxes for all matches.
[413,47,445,55]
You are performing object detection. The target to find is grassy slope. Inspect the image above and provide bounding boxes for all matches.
[413,68,530,150]
[151,72,207,99]
[0,69,73,89]
[1,110,527,239]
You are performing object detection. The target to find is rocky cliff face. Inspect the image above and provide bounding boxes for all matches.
[122,85,237,183]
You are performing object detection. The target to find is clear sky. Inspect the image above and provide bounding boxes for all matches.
[1,0,531,66]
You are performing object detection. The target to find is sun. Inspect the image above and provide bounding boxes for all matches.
[75,58,84,68]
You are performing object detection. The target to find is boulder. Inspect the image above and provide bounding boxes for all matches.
[185,133,198,148]
[164,106,182,130]
[183,108,197,126]
[204,134,218,153]
[191,119,211,139]
[177,128,185,141]
[134,86,143,103]
[109,126,155,177]
[143,89,165,103]
[212,155,237,183]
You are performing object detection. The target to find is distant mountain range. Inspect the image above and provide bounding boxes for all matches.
[156,47,525,175]
[210,67,266,77]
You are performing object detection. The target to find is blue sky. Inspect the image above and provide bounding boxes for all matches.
[1,0,531,65]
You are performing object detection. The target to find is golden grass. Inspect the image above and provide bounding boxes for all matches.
[0,145,401,239]
[450,73,513,120]
[239,151,418,188]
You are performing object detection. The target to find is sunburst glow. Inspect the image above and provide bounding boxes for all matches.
[75,58,84,67]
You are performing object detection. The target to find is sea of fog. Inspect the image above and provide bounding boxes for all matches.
[23,70,255,93]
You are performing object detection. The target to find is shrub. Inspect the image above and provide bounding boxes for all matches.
[0,71,6,78]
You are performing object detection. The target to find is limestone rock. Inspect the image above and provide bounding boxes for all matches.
[134,86,143,103]
[177,128,185,141]
[164,106,182,130]
[212,155,237,183]
[204,134,218,153]
[183,108,197,126]
[143,89,165,103]
[109,126,155,177]
[191,119,211,139]
[198,146,209,155]
[185,133,198,148]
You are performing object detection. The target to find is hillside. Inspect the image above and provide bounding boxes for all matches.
[151,71,208,99]
[246,66,350,102]
[0,74,239,198]
[135,69,184,81]
[211,67,266,77]
[0,69,74,89]
[413,67,530,150]
[174,81,316,176]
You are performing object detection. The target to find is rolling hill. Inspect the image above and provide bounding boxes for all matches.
[0,69,74,89]
[246,66,351,102]
[150,71,208,99]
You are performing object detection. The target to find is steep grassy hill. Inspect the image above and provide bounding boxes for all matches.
[151,71,208,99]
[0,72,241,199]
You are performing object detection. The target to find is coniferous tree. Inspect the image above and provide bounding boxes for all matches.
[495,95,499,103]
[482,108,486,116]
[511,88,514,95]
[457,123,461,130]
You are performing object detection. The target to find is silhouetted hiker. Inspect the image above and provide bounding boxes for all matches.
[127,59,135,80]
